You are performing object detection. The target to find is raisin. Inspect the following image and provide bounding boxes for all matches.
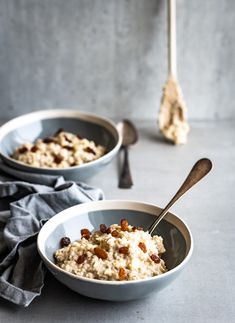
[53,154,63,164]
[119,246,129,254]
[64,134,72,143]
[54,128,64,136]
[106,227,111,234]
[18,146,28,154]
[62,145,74,151]
[120,219,129,231]
[77,134,83,139]
[118,267,126,280]
[150,254,161,264]
[100,224,107,233]
[31,145,39,153]
[81,228,91,240]
[132,226,137,232]
[138,242,147,253]
[60,237,71,247]
[94,247,108,259]
[111,230,119,237]
[76,254,87,264]
[85,147,96,155]
[43,137,55,144]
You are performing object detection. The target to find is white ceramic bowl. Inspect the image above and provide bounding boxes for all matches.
[37,200,193,301]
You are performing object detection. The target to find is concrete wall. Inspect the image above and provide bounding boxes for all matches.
[0,0,234,121]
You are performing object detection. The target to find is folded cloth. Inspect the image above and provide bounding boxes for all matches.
[0,161,104,307]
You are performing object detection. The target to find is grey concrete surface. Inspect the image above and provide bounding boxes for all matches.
[0,0,234,121]
[0,120,234,322]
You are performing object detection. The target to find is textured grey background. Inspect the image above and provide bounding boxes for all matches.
[0,0,234,121]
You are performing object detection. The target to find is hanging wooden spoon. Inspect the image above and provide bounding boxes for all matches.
[158,0,190,145]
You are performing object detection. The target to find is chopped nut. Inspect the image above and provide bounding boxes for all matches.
[138,242,147,253]
[137,226,143,231]
[94,247,108,259]
[119,246,129,254]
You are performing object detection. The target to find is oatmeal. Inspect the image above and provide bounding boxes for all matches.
[54,219,167,281]
[12,129,106,168]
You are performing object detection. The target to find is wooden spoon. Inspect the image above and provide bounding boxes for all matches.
[158,0,190,145]
[148,158,212,235]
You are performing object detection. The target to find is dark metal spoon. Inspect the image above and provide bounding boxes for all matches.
[117,120,138,189]
[148,158,213,235]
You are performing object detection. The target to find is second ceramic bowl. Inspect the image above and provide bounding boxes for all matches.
[0,110,121,181]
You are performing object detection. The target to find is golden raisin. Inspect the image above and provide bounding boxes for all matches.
[94,247,108,259]
[81,228,91,240]
[111,230,119,237]
[118,267,126,280]
[150,254,161,264]
[100,224,107,233]
[138,242,147,253]
[76,254,87,264]
[119,246,129,254]
[120,219,129,231]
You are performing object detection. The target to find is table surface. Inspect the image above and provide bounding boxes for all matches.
[0,120,234,323]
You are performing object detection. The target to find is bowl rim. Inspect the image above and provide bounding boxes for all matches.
[0,109,122,171]
[37,199,194,285]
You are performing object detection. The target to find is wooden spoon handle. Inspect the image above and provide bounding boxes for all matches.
[148,158,212,235]
[168,0,177,78]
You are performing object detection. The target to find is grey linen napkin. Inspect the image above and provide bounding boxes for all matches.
[0,162,104,307]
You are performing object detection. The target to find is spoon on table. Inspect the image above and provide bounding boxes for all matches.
[117,120,138,189]
[148,158,212,235]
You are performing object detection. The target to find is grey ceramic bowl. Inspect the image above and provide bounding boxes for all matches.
[0,110,121,181]
[37,200,193,301]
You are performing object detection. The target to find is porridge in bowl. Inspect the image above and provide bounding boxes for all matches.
[54,219,167,281]
[12,129,106,168]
